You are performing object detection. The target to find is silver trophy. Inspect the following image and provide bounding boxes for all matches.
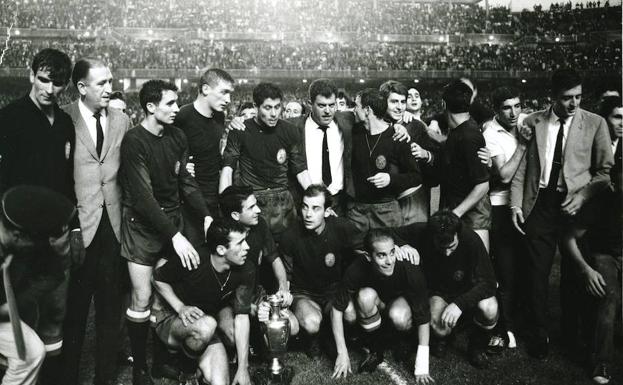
[255,294,294,385]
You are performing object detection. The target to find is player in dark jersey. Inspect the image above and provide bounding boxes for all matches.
[331,229,433,384]
[152,219,254,385]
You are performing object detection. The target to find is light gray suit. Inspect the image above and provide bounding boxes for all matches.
[61,101,131,385]
[63,102,131,246]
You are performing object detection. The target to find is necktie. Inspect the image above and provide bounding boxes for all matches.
[94,112,104,157]
[318,125,332,187]
[547,117,565,190]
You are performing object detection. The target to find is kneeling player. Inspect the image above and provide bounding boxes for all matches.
[152,219,254,385]
[331,229,433,384]
[394,210,498,368]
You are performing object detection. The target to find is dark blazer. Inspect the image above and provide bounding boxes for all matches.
[287,111,356,199]
[510,108,613,218]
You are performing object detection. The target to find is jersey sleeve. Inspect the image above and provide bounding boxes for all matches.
[153,257,187,284]
[463,130,490,186]
[404,264,431,325]
[222,129,242,170]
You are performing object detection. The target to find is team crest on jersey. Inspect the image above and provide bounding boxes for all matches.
[174,161,181,175]
[375,155,386,169]
[453,270,464,282]
[276,148,287,164]
[325,252,336,267]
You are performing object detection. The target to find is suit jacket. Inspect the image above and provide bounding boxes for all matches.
[287,111,356,198]
[63,101,131,247]
[510,108,613,219]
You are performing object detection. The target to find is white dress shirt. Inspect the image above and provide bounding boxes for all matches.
[539,109,572,190]
[304,116,344,195]
[612,138,619,155]
[483,117,518,206]
[78,99,107,146]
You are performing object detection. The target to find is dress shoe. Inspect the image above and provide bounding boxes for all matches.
[592,363,611,384]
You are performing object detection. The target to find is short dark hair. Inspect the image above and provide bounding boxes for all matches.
[357,88,387,118]
[253,82,283,106]
[599,96,622,120]
[31,48,72,85]
[442,80,473,113]
[379,80,408,100]
[364,228,395,254]
[337,90,354,107]
[139,80,177,114]
[199,68,234,91]
[303,184,333,209]
[551,68,582,96]
[491,87,520,111]
[110,91,125,102]
[205,218,248,253]
[428,210,462,246]
[309,79,338,103]
[71,58,106,88]
[220,185,254,218]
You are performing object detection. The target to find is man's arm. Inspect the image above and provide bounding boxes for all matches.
[561,224,607,297]
[491,142,528,184]
[296,170,312,190]
[331,308,352,379]
[178,143,210,218]
[453,233,497,311]
[452,181,489,218]
[219,166,233,193]
[232,314,251,385]
[220,128,242,193]
[414,323,433,384]
[271,258,292,306]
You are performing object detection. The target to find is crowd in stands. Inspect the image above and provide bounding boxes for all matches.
[0,0,620,35]
[2,38,620,72]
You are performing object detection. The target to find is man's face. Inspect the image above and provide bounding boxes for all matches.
[29,68,66,108]
[336,97,348,111]
[407,88,422,113]
[386,92,406,122]
[301,194,326,232]
[553,85,582,119]
[256,98,281,127]
[237,194,261,227]
[369,238,396,276]
[149,90,179,125]
[354,95,367,123]
[223,231,249,266]
[434,234,459,257]
[607,106,623,139]
[79,65,113,112]
[310,94,336,126]
[108,98,127,113]
[284,101,303,119]
[203,80,234,112]
[497,97,522,130]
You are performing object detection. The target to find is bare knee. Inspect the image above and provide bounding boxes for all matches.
[300,313,322,334]
[356,287,378,314]
[343,301,357,325]
[388,307,412,332]
[194,316,217,343]
[131,286,152,310]
[477,297,499,323]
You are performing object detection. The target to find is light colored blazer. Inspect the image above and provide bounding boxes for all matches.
[63,101,131,247]
[510,107,613,219]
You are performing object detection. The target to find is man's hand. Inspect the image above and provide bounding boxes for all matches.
[172,232,200,270]
[410,142,430,161]
[440,303,462,328]
[426,121,447,144]
[228,116,246,131]
[332,352,352,379]
[69,230,86,267]
[204,216,213,236]
[582,267,607,297]
[477,147,491,167]
[402,111,415,124]
[277,289,293,307]
[561,193,585,217]
[178,305,205,326]
[395,245,420,265]
[393,124,411,142]
[518,123,533,144]
[367,173,390,189]
[415,374,435,385]
[324,207,338,218]
[257,301,270,323]
[186,156,195,177]
[510,207,526,235]
[232,367,251,385]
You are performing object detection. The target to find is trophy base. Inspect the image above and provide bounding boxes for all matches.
[253,366,294,385]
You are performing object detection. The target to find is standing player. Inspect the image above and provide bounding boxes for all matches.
[331,229,433,384]
[220,82,311,241]
[348,88,421,232]
[152,219,254,385]
[119,80,212,385]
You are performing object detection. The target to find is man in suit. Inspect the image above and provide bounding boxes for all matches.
[286,79,354,215]
[60,58,131,385]
[510,68,613,359]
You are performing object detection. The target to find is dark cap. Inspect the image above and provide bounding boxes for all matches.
[1,186,76,238]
